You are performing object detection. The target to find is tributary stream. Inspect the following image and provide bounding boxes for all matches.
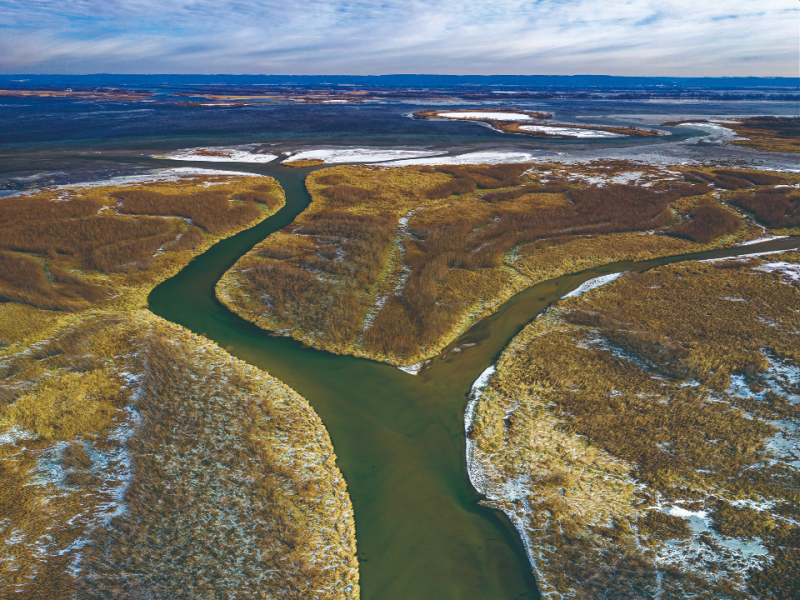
[148,162,800,600]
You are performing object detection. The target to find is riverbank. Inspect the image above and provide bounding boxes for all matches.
[466,250,800,599]
[216,161,797,369]
[0,170,359,598]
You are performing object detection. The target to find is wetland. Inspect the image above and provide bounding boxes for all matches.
[1,92,799,598]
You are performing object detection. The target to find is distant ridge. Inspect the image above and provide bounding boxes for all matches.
[2,74,798,89]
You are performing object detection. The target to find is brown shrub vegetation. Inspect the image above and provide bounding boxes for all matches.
[435,163,531,190]
[713,170,784,186]
[0,175,280,312]
[113,189,262,233]
[666,202,741,243]
[0,196,103,226]
[0,312,356,599]
[245,212,395,346]
[711,503,776,539]
[736,116,800,139]
[684,170,753,190]
[728,189,800,229]
[426,178,476,199]
[665,182,715,197]
[0,252,109,311]
[747,526,800,599]
[166,224,205,252]
[638,511,692,540]
[323,185,373,205]
[362,184,678,358]
[483,183,571,203]
[237,190,283,210]
[476,257,800,598]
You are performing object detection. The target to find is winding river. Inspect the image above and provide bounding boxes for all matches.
[148,162,800,600]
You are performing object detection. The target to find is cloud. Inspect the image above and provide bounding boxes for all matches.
[0,0,796,75]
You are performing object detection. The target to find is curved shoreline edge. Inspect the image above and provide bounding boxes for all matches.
[463,239,800,598]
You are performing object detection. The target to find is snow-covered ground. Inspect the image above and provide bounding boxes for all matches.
[53,167,263,191]
[283,148,445,164]
[398,362,424,375]
[383,150,542,166]
[464,365,497,495]
[562,272,627,299]
[738,235,788,246]
[755,261,800,284]
[436,111,536,121]
[680,121,744,143]
[519,125,625,138]
[158,147,277,163]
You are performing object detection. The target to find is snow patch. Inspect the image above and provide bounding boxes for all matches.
[519,125,625,138]
[385,150,541,167]
[562,272,627,299]
[755,261,800,284]
[738,235,788,246]
[398,362,423,375]
[437,111,536,121]
[283,147,444,164]
[470,365,496,401]
[158,147,277,163]
[56,167,263,190]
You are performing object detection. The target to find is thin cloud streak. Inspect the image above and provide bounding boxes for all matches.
[0,0,796,75]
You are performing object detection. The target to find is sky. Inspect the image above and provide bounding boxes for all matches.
[0,0,797,76]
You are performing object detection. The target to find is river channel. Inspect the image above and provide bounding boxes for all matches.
[148,161,800,600]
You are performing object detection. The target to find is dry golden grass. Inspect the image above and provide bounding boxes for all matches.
[284,158,326,168]
[471,252,800,599]
[0,172,359,598]
[219,162,792,366]
[7,370,124,440]
[0,173,284,313]
[729,117,800,154]
[0,309,359,600]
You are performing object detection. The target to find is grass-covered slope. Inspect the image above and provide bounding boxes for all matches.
[0,173,359,599]
[217,161,794,367]
[0,171,284,312]
[0,309,358,599]
[467,252,800,599]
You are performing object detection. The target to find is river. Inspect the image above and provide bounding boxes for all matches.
[147,160,799,599]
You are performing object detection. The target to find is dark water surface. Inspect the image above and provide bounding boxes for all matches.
[4,95,797,597]
[147,162,799,600]
[2,96,798,190]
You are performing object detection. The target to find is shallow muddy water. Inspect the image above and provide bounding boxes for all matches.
[148,161,799,599]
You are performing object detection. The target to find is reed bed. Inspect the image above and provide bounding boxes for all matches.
[472,254,800,598]
[0,174,284,312]
[219,163,796,366]
[0,310,359,599]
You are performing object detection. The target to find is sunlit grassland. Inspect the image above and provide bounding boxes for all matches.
[728,117,800,154]
[285,159,327,168]
[0,310,358,599]
[470,253,800,599]
[0,174,284,314]
[218,161,796,367]
[0,174,359,599]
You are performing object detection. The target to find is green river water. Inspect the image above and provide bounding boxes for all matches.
[147,162,800,600]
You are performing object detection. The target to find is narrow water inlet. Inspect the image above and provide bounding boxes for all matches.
[148,161,800,599]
